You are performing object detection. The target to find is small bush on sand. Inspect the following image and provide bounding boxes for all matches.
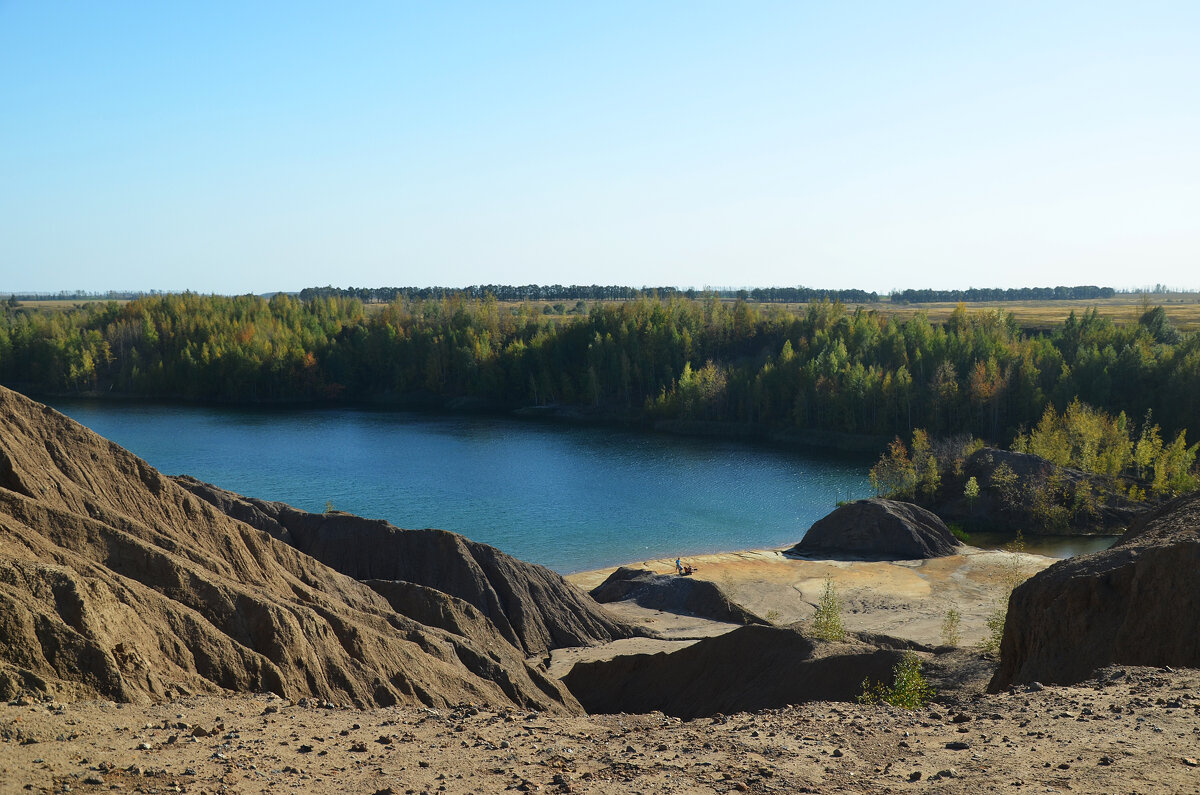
[981,605,1007,655]
[858,651,935,710]
[980,533,1031,655]
[811,576,846,641]
[940,607,962,647]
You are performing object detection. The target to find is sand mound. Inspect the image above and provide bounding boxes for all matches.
[174,477,642,656]
[562,624,908,718]
[789,498,962,559]
[992,490,1200,689]
[0,386,577,711]
[588,566,766,625]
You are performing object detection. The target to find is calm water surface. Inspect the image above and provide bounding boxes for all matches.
[47,402,1117,571]
[49,401,875,572]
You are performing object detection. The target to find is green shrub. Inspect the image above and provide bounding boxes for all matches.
[940,607,962,647]
[964,475,980,503]
[811,576,846,641]
[980,603,1007,655]
[989,461,1021,511]
[858,651,935,709]
[979,536,1028,655]
[948,522,970,542]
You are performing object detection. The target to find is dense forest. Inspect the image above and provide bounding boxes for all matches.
[1,293,1198,461]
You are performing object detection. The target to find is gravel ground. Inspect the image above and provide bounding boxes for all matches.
[3,665,1199,794]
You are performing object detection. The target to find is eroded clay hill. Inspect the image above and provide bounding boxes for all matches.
[562,624,909,718]
[0,386,579,711]
[173,477,642,656]
[993,489,1200,689]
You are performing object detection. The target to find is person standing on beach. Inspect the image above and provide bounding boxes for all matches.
[675,558,683,575]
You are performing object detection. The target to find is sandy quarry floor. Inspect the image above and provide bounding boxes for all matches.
[7,546,1199,794]
[4,666,1200,794]
[546,546,1054,676]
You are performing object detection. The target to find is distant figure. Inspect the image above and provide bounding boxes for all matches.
[683,564,696,575]
[675,557,683,575]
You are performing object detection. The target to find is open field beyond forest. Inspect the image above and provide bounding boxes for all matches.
[712,294,1200,332]
[18,291,1200,330]
[13,299,130,310]
[357,293,1200,332]
[17,292,1200,336]
[866,295,1200,332]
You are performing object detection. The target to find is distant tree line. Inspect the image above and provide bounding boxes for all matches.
[890,286,1116,304]
[300,283,1126,306]
[298,284,685,303]
[298,284,885,304]
[2,290,158,302]
[0,293,1197,461]
[746,287,880,303]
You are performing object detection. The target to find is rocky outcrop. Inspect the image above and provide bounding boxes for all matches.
[991,491,1200,689]
[788,498,962,559]
[589,567,766,625]
[174,477,642,657]
[0,386,578,710]
[562,625,907,718]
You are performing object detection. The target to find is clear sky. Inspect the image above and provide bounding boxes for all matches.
[1,1,1197,294]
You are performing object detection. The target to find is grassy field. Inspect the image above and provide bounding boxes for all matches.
[14,299,129,311]
[16,293,1200,332]
[863,294,1200,332]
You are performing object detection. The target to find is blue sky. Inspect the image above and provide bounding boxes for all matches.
[1,1,1197,294]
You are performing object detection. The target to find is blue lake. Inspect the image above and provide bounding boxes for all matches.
[47,401,875,573]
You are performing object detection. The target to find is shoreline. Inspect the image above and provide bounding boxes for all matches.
[559,528,1119,578]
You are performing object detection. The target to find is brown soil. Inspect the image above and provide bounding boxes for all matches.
[5,383,1199,792]
[0,385,580,711]
[4,665,1199,793]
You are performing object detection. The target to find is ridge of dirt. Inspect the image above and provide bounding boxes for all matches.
[0,385,579,712]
